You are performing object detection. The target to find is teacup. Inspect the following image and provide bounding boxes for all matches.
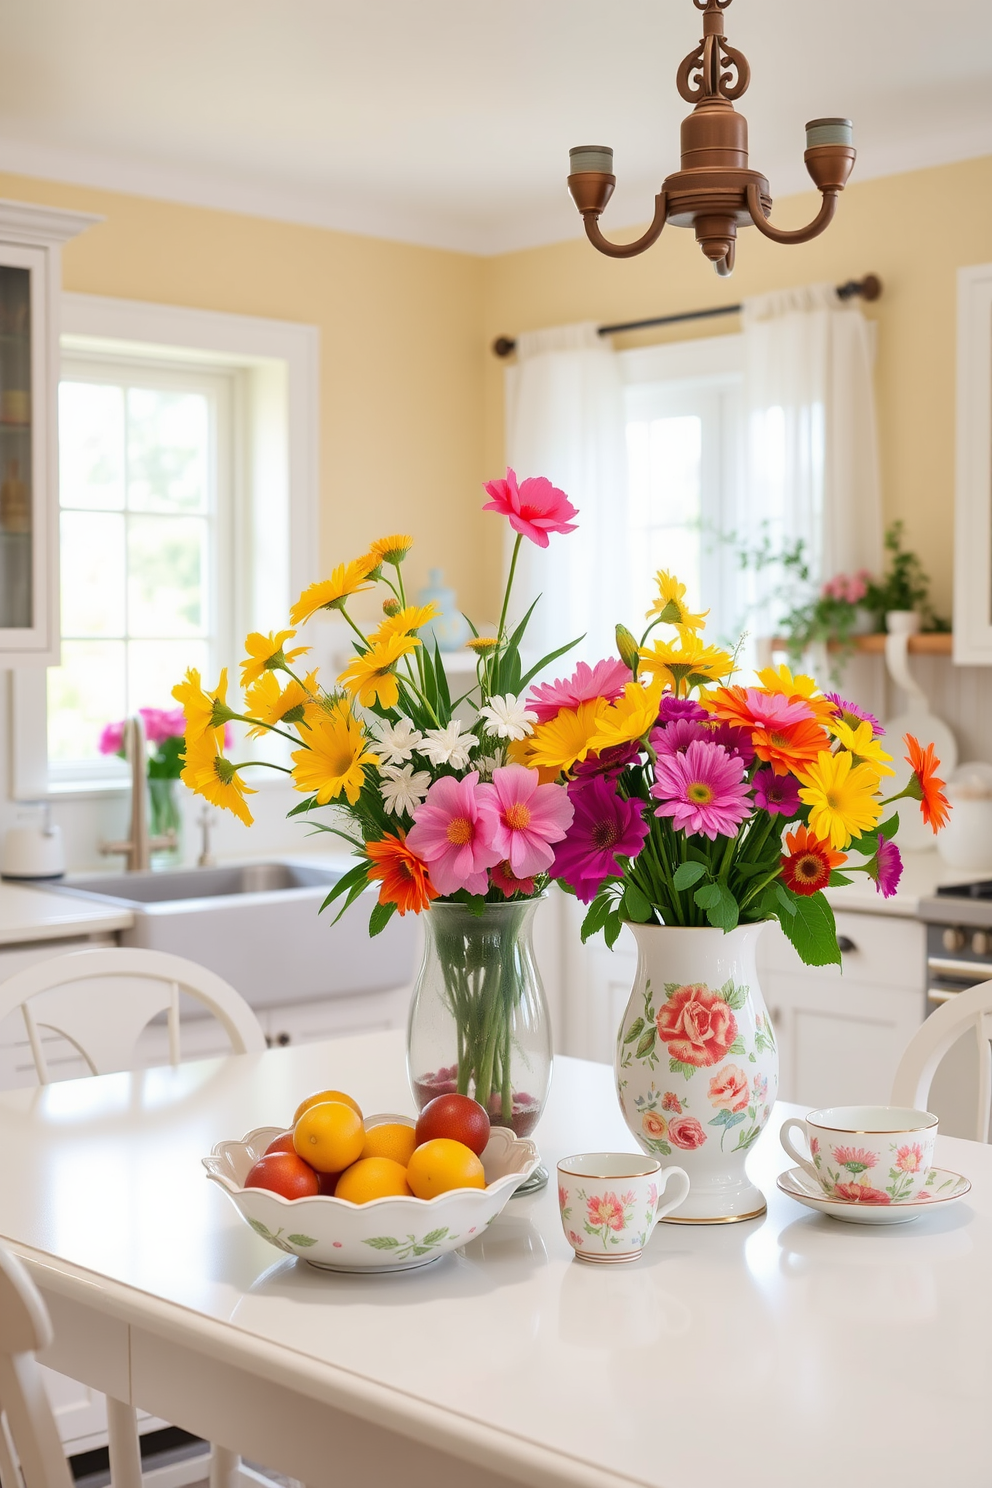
[557,1152,690,1263]
[780,1105,938,1205]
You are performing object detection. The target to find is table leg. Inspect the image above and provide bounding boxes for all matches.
[210,1444,241,1488]
[106,1398,142,1488]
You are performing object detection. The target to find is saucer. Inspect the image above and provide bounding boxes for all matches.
[777,1166,971,1225]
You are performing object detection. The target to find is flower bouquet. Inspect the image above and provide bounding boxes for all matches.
[173,470,583,1129]
[100,706,195,853]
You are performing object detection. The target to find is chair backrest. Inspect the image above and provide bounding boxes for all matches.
[0,1244,73,1488]
[0,946,266,1084]
[891,979,992,1143]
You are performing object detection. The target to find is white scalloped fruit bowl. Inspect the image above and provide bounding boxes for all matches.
[203,1114,540,1272]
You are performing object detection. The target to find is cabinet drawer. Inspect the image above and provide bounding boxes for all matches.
[757,913,925,991]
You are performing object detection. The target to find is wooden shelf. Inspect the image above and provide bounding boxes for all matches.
[769,633,953,655]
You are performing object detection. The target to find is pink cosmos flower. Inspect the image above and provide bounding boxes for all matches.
[586,1192,626,1232]
[666,1115,707,1150]
[526,658,630,723]
[406,772,501,896]
[141,706,186,744]
[478,765,574,877]
[651,740,752,841]
[490,860,537,898]
[895,1143,924,1173]
[551,775,650,902]
[832,1146,878,1174]
[482,468,578,549]
[752,768,802,817]
[867,835,903,898]
[661,1091,682,1114]
[824,692,884,738]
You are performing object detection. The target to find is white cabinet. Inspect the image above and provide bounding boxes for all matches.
[0,201,97,663]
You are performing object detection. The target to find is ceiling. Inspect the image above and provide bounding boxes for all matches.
[0,0,990,256]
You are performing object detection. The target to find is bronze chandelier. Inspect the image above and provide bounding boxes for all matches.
[567,0,856,276]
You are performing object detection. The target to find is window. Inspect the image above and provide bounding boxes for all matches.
[620,335,744,647]
[51,359,232,774]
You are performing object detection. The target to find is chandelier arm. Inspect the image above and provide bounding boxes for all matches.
[745,183,838,246]
[582,193,668,260]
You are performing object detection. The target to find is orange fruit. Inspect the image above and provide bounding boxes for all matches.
[293,1088,363,1125]
[406,1138,486,1199]
[361,1122,418,1166]
[244,1152,319,1200]
[293,1101,365,1174]
[335,1157,412,1203]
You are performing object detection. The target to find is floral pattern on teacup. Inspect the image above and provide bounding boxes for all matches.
[818,1133,937,1203]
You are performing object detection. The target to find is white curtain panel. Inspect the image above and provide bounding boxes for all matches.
[742,283,883,632]
[504,322,629,668]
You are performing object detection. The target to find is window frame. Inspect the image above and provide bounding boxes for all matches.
[11,293,319,799]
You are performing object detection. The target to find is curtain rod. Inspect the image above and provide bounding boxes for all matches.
[491,273,882,358]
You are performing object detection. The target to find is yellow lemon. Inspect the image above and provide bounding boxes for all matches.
[406,1138,486,1199]
[292,1088,363,1124]
[293,1101,364,1174]
[334,1157,413,1203]
[360,1122,418,1166]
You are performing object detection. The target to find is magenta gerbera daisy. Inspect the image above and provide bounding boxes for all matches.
[526,658,631,723]
[657,696,707,724]
[866,834,903,898]
[478,764,574,878]
[570,740,642,785]
[650,740,752,841]
[406,772,501,896]
[490,859,537,898]
[752,768,802,817]
[824,691,884,738]
[650,717,709,757]
[551,775,650,902]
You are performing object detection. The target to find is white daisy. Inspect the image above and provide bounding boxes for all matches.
[478,693,538,741]
[370,715,423,765]
[421,720,479,770]
[379,763,432,817]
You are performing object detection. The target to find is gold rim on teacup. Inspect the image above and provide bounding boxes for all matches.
[558,1152,664,1180]
[804,1105,938,1135]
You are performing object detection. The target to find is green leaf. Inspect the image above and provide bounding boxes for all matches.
[248,1219,273,1239]
[708,1109,746,1129]
[695,881,739,932]
[433,640,451,713]
[623,1017,646,1045]
[829,870,854,886]
[363,1236,400,1250]
[580,894,612,942]
[775,887,842,967]
[694,883,721,909]
[774,882,797,917]
[719,980,749,1011]
[622,882,653,923]
[673,860,707,890]
[411,1244,432,1256]
[421,1226,449,1245]
[604,909,625,950]
[287,1234,318,1247]
[287,795,318,818]
[669,1057,698,1079]
[368,900,398,937]
[635,1026,657,1059]
[728,1036,746,1055]
[518,634,585,692]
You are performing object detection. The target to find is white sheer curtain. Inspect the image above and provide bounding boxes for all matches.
[504,322,628,665]
[742,283,883,633]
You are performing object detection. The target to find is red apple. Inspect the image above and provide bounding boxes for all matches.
[244,1152,319,1199]
[415,1093,491,1157]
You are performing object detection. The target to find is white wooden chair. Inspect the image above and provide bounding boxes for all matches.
[0,946,266,1488]
[891,979,992,1143]
[0,1242,74,1488]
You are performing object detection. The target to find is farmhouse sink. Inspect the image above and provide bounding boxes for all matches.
[51,860,418,1009]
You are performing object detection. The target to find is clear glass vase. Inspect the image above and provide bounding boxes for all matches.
[407,897,552,1184]
[148,777,182,867]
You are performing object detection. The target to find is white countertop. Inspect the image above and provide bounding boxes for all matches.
[0,1031,988,1488]
[0,879,133,945]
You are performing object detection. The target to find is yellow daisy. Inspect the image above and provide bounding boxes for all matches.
[797,749,882,850]
[369,533,414,565]
[639,629,735,692]
[828,718,895,778]
[291,705,379,806]
[172,667,233,744]
[371,603,439,643]
[645,571,709,630]
[180,731,256,827]
[755,664,837,724]
[239,629,309,688]
[467,636,500,654]
[290,556,378,626]
[244,669,318,739]
[515,699,606,775]
[337,633,420,710]
[589,678,664,751]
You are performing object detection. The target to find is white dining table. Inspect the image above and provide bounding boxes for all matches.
[0,1028,988,1488]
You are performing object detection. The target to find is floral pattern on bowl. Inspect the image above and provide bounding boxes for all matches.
[203,1115,539,1272]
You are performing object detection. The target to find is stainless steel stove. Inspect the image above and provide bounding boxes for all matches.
[918,880,992,1006]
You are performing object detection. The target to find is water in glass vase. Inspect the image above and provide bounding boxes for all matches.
[406,897,552,1140]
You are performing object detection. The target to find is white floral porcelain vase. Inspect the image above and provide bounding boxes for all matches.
[615,922,778,1223]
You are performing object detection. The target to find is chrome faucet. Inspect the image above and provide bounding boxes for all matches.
[99,714,177,871]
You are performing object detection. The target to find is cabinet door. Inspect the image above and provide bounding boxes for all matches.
[0,242,57,660]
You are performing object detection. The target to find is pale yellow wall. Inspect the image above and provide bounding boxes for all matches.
[483,154,992,620]
[0,170,489,624]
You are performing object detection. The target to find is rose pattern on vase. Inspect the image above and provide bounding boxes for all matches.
[616,922,778,1223]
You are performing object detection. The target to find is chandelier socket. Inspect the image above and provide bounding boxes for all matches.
[567,172,617,217]
[804,144,857,195]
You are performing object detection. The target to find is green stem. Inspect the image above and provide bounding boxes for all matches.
[497,533,523,642]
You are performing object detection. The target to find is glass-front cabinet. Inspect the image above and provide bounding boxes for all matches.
[0,202,97,664]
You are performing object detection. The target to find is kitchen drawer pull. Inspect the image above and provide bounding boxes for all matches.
[837,935,857,954]
[927,958,992,983]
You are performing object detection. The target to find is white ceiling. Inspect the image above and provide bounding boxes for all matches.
[0,0,990,255]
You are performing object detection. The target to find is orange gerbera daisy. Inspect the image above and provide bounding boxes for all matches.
[780,824,847,896]
[904,734,950,832]
[751,718,830,778]
[365,832,438,915]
